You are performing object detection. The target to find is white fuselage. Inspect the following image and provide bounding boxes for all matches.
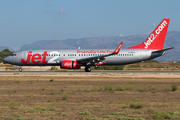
[3,49,164,66]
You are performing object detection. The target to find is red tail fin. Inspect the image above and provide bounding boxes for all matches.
[128,18,170,50]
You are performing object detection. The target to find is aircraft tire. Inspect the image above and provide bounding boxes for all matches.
[19,68,22,72]
[85,67,91,72]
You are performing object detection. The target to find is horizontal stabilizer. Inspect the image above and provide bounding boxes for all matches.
[152,47,174,53]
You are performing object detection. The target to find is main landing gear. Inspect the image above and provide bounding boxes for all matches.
[85,66,91,72]
[19,67,22,72]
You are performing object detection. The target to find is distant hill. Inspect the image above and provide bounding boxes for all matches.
[20,31,180,60]
[0,46,13,51]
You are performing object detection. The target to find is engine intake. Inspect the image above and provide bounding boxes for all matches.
[61,60,81,69]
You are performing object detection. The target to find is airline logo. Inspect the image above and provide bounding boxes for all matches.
[21,51,48,64]
[144,20,168,49]
[63,62,72,67]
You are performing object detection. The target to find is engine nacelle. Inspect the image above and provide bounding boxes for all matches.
[61,60,81,69]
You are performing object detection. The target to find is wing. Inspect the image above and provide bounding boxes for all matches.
[77,42,123,65]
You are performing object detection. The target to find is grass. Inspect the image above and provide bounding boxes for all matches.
[115,100,124,104]
[112,112,126,115]
[42,86,45,91]
[50,88,55,95]
[61,89,64,92]
[14,80,20,83]
[104,84,113,91]
[63,114,67,116]
[13,73,19,75]
[115,85,133,91]
[48,103,56,111]
[152,110,180,119]
[24,109,52,113]
[0,74,180,119]
[30,80,33,84]
[130,102,143,109]
[116,117,145,120]
[84,117,105,120]
[9,101,17,109]
[133,110,144,114]
[51,66,59,71]
[171,84,178,91]
[103,115,114,118]
[77,86,81,91]
[79,111,91,115]
[62,94,67,100]
[94,86,103,92]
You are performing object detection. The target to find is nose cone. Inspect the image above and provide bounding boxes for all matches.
[3,57,9,63]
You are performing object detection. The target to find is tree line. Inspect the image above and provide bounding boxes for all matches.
[0,49,13,63]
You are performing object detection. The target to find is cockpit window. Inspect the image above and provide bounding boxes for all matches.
[10,53,16,56]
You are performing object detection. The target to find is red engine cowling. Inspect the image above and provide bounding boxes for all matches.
[61,60,81,69]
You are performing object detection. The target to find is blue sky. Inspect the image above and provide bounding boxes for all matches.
[0,0,180,50]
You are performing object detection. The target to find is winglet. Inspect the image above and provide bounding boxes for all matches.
[113,42,123,54]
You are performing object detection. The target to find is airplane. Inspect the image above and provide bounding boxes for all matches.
[3,18,174,72]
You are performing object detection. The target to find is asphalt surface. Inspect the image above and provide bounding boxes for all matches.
[0,70,180,75]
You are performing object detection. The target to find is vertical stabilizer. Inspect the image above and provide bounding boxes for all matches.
[128,18,170,50]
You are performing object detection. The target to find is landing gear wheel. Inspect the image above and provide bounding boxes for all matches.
[19,68,22,72]
[85,66,91,72]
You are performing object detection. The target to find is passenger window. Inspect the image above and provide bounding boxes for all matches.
[68,54,74,56]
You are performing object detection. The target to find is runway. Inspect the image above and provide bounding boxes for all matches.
[0,70,180,75]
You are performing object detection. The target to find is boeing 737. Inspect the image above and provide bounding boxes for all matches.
[3,18,174,72]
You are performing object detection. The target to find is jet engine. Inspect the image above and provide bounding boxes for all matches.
[61,60,81,69]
